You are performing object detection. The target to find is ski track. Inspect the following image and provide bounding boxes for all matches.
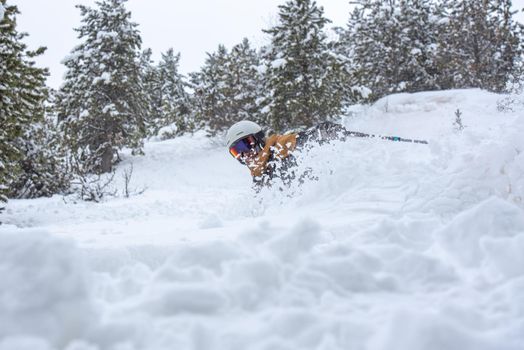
[1,89,524,350]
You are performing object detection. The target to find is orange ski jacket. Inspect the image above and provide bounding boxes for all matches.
[248,133,298,178]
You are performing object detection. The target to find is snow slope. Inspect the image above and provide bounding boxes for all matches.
[2,89,524,350]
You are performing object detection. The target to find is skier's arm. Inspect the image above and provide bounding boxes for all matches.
[295,121,348,148]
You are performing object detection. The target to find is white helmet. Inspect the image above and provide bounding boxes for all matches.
[226,120,263,148]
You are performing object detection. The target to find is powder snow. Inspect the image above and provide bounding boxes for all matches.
[1,89,524,350]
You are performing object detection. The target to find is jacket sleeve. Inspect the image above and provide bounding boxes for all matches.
[249,134,298,178]
[295,121,349,149]
[250,135,299,191]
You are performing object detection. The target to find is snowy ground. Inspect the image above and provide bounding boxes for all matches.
[2,89,524,350]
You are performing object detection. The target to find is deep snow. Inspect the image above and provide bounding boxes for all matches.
[1,89,524,350]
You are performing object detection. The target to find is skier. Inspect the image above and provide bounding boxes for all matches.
[226,120,358,189]
[226,120,428,190]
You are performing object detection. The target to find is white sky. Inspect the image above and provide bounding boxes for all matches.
[9,0,524,89]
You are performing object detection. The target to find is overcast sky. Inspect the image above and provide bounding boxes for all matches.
[9,0,524,89]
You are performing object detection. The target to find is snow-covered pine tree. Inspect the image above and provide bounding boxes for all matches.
[437,0,523,92]
[56,0,148,174]
[0,1,23,211]
[139,48,162,136]
[261,0,342,132]
[225,38,263,125]
[328,25,371,110]
[343,0,442,101]
[190,40,264,135]
[156,48,191,136]
[190,44,233,135]
[190,39,264,135]
[396,0,443,92]
[9,110,71,199]
[490,0,524,91]
[437,0,493,89]
[0,1,65,211]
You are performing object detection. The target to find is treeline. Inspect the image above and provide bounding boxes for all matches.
[341,0,524,100]
[1,0,523,210]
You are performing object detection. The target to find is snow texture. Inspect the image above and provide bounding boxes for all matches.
[93,72,112,85]
[0,4,5,22]
[271,58,287,69]
[2,89,524,350]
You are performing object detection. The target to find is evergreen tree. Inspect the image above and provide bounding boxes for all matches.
[56,0,148,174]
[343,0,442,101]
[326,27,370,111]
[225,38,263,125]
[0,1,61,211]
[190,44,234,135]
[139,48,162,136]
[397,0,443,92]
[437,0,523,92]
[261,0,342,132]
[491,0,524,91]
[9,110,71,199]
[190,39,263,135]
[156,48,191,135]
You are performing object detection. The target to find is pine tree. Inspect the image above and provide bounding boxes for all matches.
[156,48,191,135]
[437,0,524,92]
[0,1,61,210]
[225,38,263,125]
[261,0,342,132]
[56,0,148,175]
[343,0,442,101]
[139,48,162,136]
[397,0,443,92]
[325,26,370,111]
[9,110,71,199]
[490,0,524,91]
[190,44,234,135]
[190,40,263,135]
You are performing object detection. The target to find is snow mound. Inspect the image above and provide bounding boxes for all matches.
[0,228,97,349]
[437,197,524,276]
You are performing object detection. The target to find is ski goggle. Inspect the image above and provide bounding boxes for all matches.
[229,135,257,160]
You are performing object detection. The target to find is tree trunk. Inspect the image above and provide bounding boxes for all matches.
[100,146,113,174]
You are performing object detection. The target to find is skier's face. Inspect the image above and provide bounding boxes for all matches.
[229,135,259,165]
